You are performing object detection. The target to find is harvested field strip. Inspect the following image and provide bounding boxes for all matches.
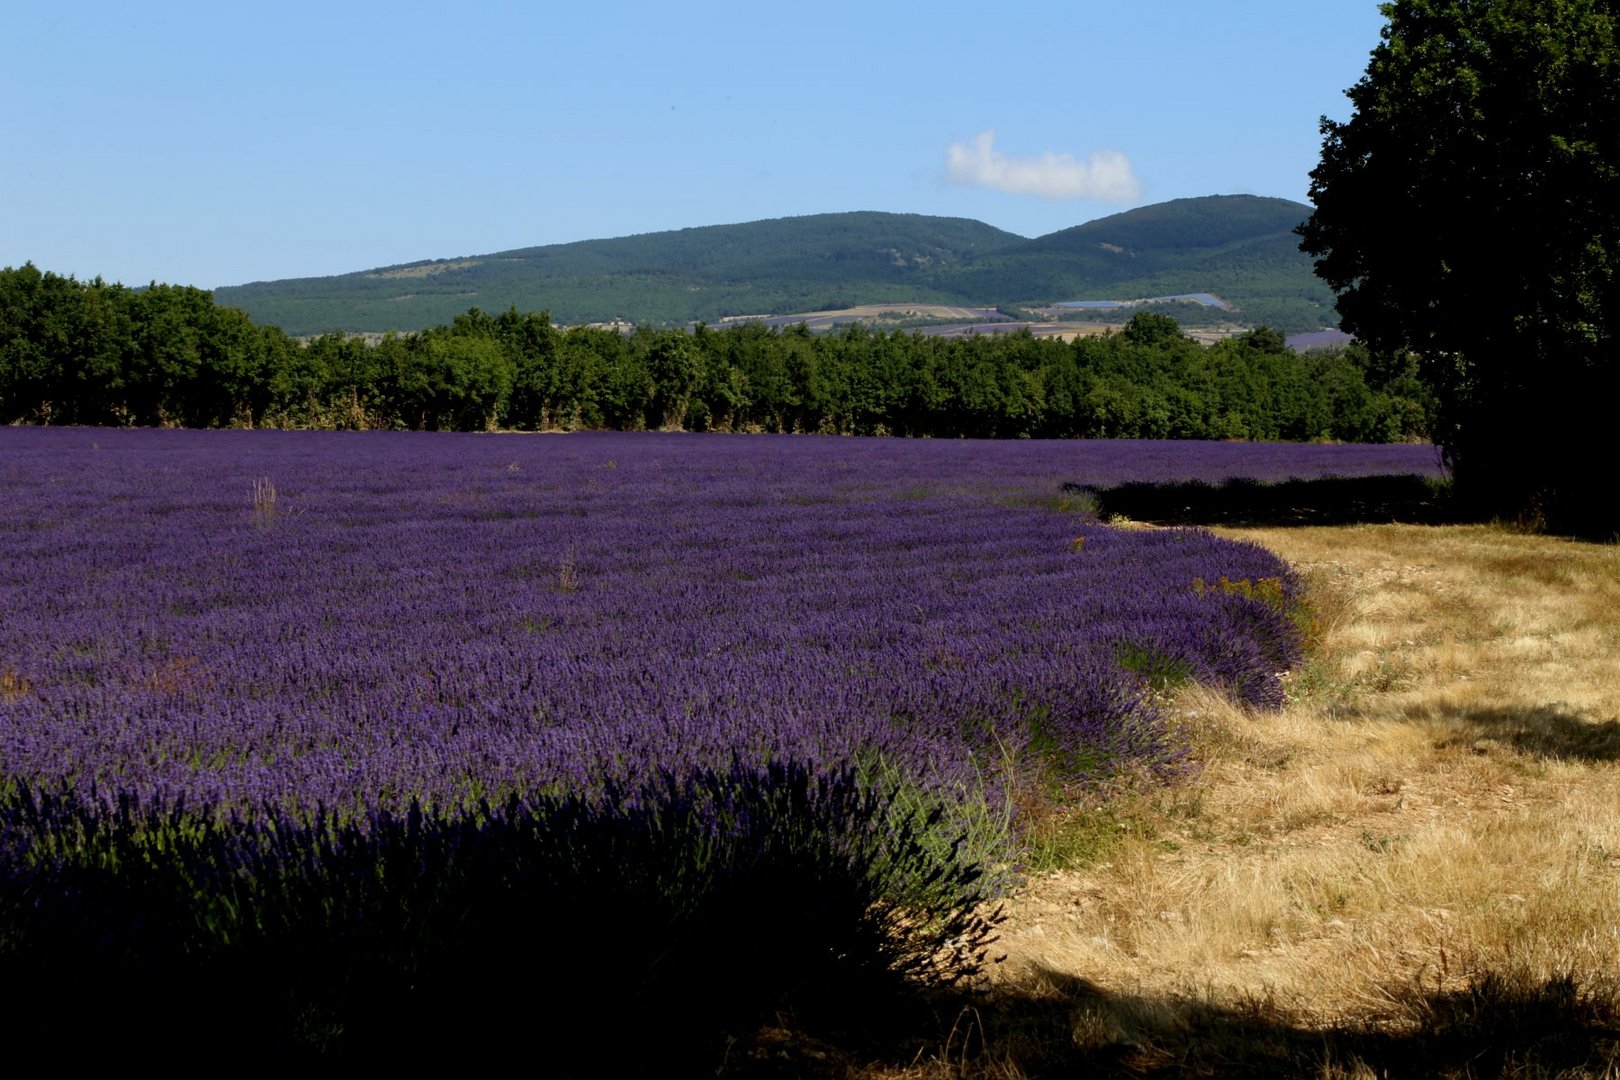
[980,523,1620,1076]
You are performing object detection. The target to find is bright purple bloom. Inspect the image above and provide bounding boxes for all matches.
[0,431,1423,823]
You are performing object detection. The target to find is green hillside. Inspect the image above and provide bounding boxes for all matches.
[215,197,1336,336]
[217,213,1022,334]
[930,195,1333,326]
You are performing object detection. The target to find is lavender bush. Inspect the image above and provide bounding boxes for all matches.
[0,762,1000,1064]
[0,430,1434,1056]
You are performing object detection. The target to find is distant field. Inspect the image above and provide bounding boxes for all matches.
[714,302,1014,332]
[716,302,1008,325]
[713,302,1206,342]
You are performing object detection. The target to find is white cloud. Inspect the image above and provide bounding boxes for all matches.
[945,130,1141,202]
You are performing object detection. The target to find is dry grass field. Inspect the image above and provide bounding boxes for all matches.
[840,523,1620,1078]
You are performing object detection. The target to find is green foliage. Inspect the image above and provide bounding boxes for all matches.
[1120,311,1186,348]
[0,264,297,427]
[0,266,1432,441]
[1299,0,1619,537]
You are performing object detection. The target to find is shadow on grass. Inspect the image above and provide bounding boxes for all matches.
[1436,705,1620,764]
[733,966,1620,1078]
[1069,474,1456,528]
[978,965,1620,1079]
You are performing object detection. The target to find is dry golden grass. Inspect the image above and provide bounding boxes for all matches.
[874,523,1620,1078]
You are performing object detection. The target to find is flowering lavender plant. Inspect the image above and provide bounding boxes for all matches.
[0,431,1350,815]
[0,430,1419,1053]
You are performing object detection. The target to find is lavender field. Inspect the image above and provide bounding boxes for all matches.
[0,429,1441,1059]
[0,430,1441,815]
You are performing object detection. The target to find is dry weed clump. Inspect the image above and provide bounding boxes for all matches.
[918,523,1620,1077]
[251,476,282,529]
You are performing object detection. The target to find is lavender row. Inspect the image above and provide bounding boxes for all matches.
[0,430,1371,818]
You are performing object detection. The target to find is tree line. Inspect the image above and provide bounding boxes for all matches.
[0,263,1430,441]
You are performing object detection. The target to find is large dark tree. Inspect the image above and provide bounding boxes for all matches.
[1298,0,1619,537]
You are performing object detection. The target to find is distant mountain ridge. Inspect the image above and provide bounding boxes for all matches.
[215,195,1336,336]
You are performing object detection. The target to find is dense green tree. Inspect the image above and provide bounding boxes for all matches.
[780,325,824,433]
[1298,0,1619,535]
[1237,325,1288,356]
[1120,310,1190,350]
[642,329,702,430]
[491,308,561,429]
[390,329,513,430]
[0,264,87,423]
[126,284,225,425]
[575,327,647,430]
[61,277,136,424]
[0,265,1432,443]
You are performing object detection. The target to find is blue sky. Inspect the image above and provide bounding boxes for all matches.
[4,1,1390,290]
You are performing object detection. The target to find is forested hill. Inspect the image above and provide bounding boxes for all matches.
[926,196,1326,331]
[214,196,1333,336]
[215,213,1024,336]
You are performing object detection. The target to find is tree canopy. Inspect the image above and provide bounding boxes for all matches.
[1298,0,1619,537]
[0,266,1431,442]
